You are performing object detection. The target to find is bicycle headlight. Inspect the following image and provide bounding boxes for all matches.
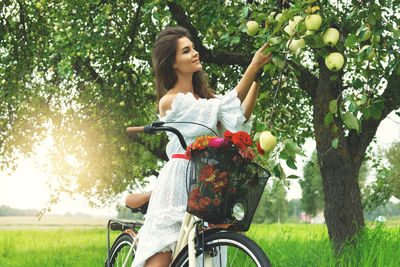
[232,202,245,221]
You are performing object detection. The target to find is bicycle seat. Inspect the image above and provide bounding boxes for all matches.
[126,202,148,214]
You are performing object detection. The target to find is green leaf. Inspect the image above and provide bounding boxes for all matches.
[324,112,334,126]
[345,9,357,21]
[330,75,338,81]
[256,122,268,132]
[286,157,297,170]
[367,13,377,26]
[344,34,358,48]
[394,30,400,39]
[332,138,338,148]
[329,100,338,114]
[361,107,371,120]
[284,140,303,155]
[240,6,249,19]
[273,164,281,178]
[370,105,382,120]
[342,112,359,131]
[231,36,240,44]
[279,151,288,160]
[287,174,300,179]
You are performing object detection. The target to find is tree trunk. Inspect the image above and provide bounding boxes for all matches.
[313,65,365,252]
[318,148,364,251]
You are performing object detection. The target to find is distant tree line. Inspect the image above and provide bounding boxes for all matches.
[0,205,38,216]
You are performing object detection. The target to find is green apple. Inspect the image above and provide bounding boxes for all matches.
[293,15,303,25]
[269,12,276,19]
[269,36,283,45]
[325,52,344,72]
[284,21,297,37]
[305,30,314,35]
[259,131,277,153]
[246,21,259,36]
[272,57,285,69]
[322,28,340,46]
[288,38,306,52]
[275,13,283,21]
[360,45,375,60]
[357,26,371,41]
[305,14,322,31]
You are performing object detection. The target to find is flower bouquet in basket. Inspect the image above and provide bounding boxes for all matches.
[185,130,271,230]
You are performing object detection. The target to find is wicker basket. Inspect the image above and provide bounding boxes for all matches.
[186,147,270,231]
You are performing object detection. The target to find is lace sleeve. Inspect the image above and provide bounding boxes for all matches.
[159,92,221,138]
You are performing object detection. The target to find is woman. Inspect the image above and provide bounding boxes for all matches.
[131,26,272,267]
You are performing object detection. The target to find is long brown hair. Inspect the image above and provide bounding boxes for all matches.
[152,26,214,113]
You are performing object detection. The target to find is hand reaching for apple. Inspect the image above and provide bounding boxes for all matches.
[251,43,272,71]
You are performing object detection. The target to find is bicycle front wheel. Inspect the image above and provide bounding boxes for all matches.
[173,231,271,267]
[106,233,135,267]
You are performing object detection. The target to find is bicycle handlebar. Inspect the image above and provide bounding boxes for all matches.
[127,121,187,149]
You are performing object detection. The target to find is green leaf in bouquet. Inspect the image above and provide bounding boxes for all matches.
[287,174,300,179]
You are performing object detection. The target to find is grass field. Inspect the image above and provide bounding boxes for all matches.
[0,216,399,266]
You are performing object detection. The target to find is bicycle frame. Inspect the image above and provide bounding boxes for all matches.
[108,211,215,267]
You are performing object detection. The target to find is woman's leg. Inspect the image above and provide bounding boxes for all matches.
[125,191,152,209]
[145,251,172,267]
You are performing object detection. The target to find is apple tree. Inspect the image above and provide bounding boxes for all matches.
[1,0,399,251]
[241,0,400,250]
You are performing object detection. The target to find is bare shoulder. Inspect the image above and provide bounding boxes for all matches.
[159,93,178,117]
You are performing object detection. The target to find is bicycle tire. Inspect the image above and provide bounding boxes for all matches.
[105,233,135,267]
[172,231,271,267]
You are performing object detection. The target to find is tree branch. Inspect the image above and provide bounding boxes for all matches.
[128,134,169,162]
[121,0,145,60]
[348,71,400,163]
[287,60,319,98]
[167,2,252,67]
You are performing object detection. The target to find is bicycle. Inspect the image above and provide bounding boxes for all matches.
[105,121,272,267]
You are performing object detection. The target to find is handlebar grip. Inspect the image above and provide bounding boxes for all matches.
[126,126,145,134]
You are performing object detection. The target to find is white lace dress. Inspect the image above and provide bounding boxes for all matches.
[132,89,253,267]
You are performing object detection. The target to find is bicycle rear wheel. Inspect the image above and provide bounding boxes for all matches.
[106,233,135,267]
[172,231,271,267]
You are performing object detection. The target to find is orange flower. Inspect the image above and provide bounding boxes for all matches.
[213,198,221,206]
[203,197,211,206]
[194,136,213,150]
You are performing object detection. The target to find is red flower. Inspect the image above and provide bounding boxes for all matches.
[223,130,235,142]
[256,142,265,155]
[200,164,213,178]
[231,131,252,148]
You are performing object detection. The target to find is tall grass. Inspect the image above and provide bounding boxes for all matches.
[246,222,400,267]
[0,223,399,266]
[0,229,118,267]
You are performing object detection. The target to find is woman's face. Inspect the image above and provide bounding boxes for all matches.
[173,37,202,75]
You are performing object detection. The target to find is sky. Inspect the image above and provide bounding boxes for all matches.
[0,111,399,218]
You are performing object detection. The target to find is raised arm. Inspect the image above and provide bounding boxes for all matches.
[234,43,272,102]
[242,81,261,122]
